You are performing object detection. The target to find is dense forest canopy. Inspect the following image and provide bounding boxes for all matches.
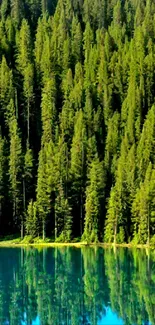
[0,0,155,244]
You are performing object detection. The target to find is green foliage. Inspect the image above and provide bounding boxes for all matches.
[55,181,72,242]
[26,200,38,238]
[82,157,105,243]
[0,0,154,244]
[36,145,52,239]
[9,117,22,227]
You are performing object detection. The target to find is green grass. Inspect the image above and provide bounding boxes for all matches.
[0,235,154,249]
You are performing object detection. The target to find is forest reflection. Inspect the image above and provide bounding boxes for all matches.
[0,247,154,325]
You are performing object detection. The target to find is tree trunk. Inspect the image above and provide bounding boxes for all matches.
[21,218,24,239]
[147,205,150,246]
[114,217,118,245]
[15,88,18,119]
[43,219,46,240]
[27,99,30,147]
[21,177,26,240]
[80,127,84,237]
[55,212,57,241]
[80,192,83,237]
[23,177,26,211]
[0,199,2,229]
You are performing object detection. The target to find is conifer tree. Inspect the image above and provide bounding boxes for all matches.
[36,145,51,240]
[72,62,84,110]
[83,157,105,243]
[0,134,6,228]
[23,145,33,209]
[137,105,155,183]
[41,77,56,143]
[105,135,129,244]
[9,117,22,232]
[132,163,155,244]
[71,16,82,65]
[10,0,24,26]
[55,180,72,242]
[1,0,9,20]
[0,56,13,121]
[70,110,87,236]
[23,63,34,145]
[26,200,38,238]
[16,19,32,72]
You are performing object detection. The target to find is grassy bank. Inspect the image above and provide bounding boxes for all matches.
[0,236,154,249]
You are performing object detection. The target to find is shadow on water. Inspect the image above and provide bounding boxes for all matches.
[0,246,154,325]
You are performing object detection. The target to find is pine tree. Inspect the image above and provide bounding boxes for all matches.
[0,56,13,123]
[36,140,55,240]
[23,63,34,145]
[105,135,129,244]
[62,36,70,75]
[23,145,33,209]
[72,62,84,110]
[1,0,9,20]
[36,146,50,240]
[70,110,87,236]
[83,157,105,243]
[41,76,56,144]
[26,200,38,238]
[0,134,6,231]
[55,180,72,242]
[104,112,120,177]
[34,17,46,81]
[71,15,82,65]
[83,22,94,90]
[9,117,22,232]
[16,19,32,72]
[132,163,155,245]
[10,0,24,26]
[137,104,155,183]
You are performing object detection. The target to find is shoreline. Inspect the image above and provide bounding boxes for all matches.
[0,240,153,249]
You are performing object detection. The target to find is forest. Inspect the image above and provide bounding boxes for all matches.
[0,0,155,244]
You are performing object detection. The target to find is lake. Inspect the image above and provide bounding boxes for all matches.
[0,247,154,325]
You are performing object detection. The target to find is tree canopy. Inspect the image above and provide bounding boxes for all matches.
[0,0,155,244]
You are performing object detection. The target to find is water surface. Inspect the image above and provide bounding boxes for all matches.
[0,247,154,325]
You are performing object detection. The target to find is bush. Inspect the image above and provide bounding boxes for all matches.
[55,231,72,243]
[21,236,34,244]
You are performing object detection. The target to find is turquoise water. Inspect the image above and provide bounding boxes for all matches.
[0,247,154,325]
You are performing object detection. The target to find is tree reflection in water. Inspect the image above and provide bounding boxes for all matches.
[0,247,154,325]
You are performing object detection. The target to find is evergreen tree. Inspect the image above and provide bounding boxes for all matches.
[41,76,56,144]
[71,15,82,65]
[83,157,105,243]
[105,135,129,244]
[9,117,22,232]
[16,19,32,73]
[55,180,72,242]
[132,163,155,244]
[10,0,24,26]
[36,146,51,240]
[0,56,13,124]
[0,134,6,230]
[26,200,38,237]
[70,110,87,236]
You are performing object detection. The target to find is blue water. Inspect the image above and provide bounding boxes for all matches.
[21,308,124,325]
[0,247,154,325]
